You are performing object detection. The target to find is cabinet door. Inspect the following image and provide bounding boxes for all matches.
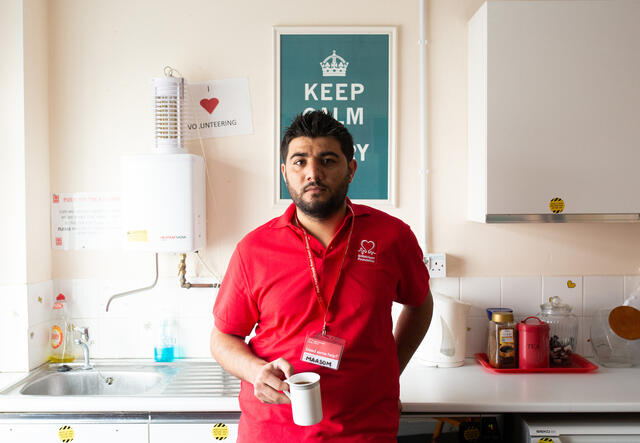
[150,422,239,443]
[0,422,148,443]
[468,0,640,220]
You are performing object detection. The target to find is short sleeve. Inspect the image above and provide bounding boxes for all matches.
[213,246,260,337]
[395,225,430,306]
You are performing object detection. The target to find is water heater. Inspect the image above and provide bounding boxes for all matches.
[121,153,205,252]
[121,72,206,253]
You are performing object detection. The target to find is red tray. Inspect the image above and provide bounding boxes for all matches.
[474,353,598,373]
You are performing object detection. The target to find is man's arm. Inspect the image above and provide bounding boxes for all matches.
[394,289,433,375]
[210,326,293,404]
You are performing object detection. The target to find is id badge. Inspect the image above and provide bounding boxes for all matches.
[301,332,345,370]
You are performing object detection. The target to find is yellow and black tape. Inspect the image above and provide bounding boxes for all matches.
[212,423,229,440]
[549,197,565,214]
[538,438,555,443]
[58,425,74,442]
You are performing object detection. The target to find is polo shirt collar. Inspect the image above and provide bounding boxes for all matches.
[270,198,371,229]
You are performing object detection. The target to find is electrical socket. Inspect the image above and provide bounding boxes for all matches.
[424,253,446,278]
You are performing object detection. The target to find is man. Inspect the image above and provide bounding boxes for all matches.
[211,110,432,442]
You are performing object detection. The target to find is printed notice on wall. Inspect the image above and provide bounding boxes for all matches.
[184,78,253,140]
[51,193,121,250]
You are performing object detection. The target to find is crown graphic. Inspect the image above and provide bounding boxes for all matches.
[320,50,349,77]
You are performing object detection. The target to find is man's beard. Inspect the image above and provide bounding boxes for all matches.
[287,172,350,220]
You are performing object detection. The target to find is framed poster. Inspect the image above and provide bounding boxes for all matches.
[274,26,397,206]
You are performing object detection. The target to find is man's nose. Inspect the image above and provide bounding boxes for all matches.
[305,159,323,181]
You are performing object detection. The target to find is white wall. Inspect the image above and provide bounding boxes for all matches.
[24,0,51,284]
[48,0,422,280]
[43,0,640,281]
[0,0,27,286]
[0,0,51,372]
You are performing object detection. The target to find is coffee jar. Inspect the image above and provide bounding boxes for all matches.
[537,296,578,366]
[487,311,517,369]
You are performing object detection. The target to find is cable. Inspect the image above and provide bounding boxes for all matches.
[196,250,222,284]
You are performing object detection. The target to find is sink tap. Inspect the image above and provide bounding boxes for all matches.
[73,326,93,370]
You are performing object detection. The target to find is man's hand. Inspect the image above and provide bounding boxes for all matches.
[252,357,295,404]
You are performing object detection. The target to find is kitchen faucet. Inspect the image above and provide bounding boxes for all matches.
[73,326,93,370]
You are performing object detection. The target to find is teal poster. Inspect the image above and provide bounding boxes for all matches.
[277,29,394,201]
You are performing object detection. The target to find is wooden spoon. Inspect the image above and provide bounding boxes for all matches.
[609,306,640,340]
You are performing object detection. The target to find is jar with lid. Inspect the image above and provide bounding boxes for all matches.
[537,296,578,366]
[487,311,517,369]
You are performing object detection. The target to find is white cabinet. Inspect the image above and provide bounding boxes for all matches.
[150,422,239,443]
[149,413,239,443]
[0,421,147,443]
[468,1,640,222]
[0,413,241,443]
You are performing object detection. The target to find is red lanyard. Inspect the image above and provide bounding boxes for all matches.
[297,205,355,335]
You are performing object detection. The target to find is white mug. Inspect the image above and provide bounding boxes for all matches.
[283,372,323,426]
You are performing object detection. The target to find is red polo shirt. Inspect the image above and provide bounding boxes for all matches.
[213,201,429,442]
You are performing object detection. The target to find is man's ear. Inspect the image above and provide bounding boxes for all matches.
[348,159,358,182]
[281,163,287,182]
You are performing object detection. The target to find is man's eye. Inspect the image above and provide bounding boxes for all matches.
[293,160,305,166]
[321,158,335,165]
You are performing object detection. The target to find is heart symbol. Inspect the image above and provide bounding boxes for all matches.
[200,98,219,114]
[567,280,576,288]
[361,240,375,253]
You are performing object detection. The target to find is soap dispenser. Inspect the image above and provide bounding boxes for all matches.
[49,293,76,363]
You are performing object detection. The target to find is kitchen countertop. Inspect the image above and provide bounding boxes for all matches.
[1,358,639,414]
[400,358,640,413]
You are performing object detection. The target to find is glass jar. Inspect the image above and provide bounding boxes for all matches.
[537,296,579,366]
[590,287,640,367]
[487,311,517,369]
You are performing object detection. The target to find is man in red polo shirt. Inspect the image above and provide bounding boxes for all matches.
[211,111,432,442]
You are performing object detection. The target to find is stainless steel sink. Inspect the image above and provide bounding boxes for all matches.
[20,371,164,396]
[2,360,241,397]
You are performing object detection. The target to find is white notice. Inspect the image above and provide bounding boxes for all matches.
[51,193,121,250]
[184,78,253,140]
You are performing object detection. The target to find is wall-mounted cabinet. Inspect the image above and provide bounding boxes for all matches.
[468,0,640,222]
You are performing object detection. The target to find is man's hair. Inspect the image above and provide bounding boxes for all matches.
[280,110,354,164]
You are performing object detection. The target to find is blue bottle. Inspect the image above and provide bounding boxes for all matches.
[154,318,177,362]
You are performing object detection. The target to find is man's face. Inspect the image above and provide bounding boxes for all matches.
[281,136,357,219]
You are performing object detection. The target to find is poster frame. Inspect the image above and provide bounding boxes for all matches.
[273,26,397,207]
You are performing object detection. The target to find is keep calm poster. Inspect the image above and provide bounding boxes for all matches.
[277,28,396,203]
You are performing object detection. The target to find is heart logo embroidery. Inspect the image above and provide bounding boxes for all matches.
[361,240,375,253]
[567,280,576,288]
[200,98,219,114]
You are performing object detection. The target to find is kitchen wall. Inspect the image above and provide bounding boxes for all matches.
[2,0,640,371]
[0,0,51,372]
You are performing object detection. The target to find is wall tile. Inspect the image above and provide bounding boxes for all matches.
[579,316,594,358]
[21,274,637,362]
[27,280,53,326]
[137,317,156,360]
[542,276,583,315]
[465,316,488,357]
[28,321,50,369]
[460,277,501,317]
[98,317,140,359]
[429,277,460,300]
[501,276,541,319]
[99,278,155,318]
[623,276,640,300]
[0,285,29,372]
[583,276,624,316]
[177,280,218,318]
[177,317,215,359]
